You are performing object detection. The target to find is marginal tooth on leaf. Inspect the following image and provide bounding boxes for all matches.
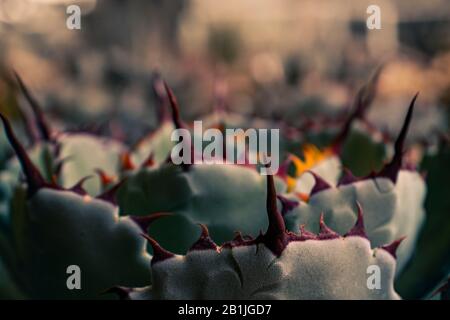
[242,234,254,241]
[276,155,292,178]
[318,213,340,240]
[14,72,53,142]
[299,225,318,240]
[308,171,332,196]
[0,113,52,196]
[380,236,406,259]
[96,179,126,205]
[141,233,175,265]
[102,286,132,300]
[120,152,135,171]
[141,152,155,168]
[263,173,288,256]
[221,231,256,249]
[296,192,310,203]
[94,168,116,188]
[130,212,172,233]
[163,81,184,130]
[377,93,418,183]
[345,202,367,238]
[276,195,299,216]
[338,168,359,186]
[233,231,244,242]
[189,224,218,251]
[163,81,193,171]
[69,175,93,195]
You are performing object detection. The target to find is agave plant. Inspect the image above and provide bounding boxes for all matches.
[0,71,446,300]
[110,174,401,300]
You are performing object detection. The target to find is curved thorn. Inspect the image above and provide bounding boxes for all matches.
[380,236,406,259]
[299,224,318,240]
[276,195,299,216]
[163,81,183,130]
[141,233,175,265]
[96,178,126,205]
[120,152,135,171]
[199,223,210,238]
[337,168,359,186]
[308,171,332,196]
[69,175,93,195]
[189,224,218,251]
[94,168,116,188]
[163,81,193,171]
[377,93,418,183]
[13,72,52,142]
[233,231,244,242]
[318,213,340,240]
[130,212,172,233]
[141,152,155,168]
[345,202,367,238]
[0,113,48,196]
[276,155,292,178]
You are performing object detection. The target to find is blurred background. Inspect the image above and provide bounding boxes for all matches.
[0,0,448,144]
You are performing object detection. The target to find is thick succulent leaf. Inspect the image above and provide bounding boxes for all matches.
[0,133,125,221]
[285,170,426,271]
[10,188,151,299]
[123,174,400,300]
[293,154,341,194]
[287,95,425,271]
[118,163,288,253]
[132,237,399,300]
[0,114,151,299]
[0,143,55,220]
[131,122,175,166]
[57,133,126,195]
[396,143,450,298]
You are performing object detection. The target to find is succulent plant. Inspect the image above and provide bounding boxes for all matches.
[111,174,400,300]
[118,83,291,253]
[0,71,445,300]
[0,113,151,299]
[396,138,450,298]
[0,75,127,224]
[283,94,426,271]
